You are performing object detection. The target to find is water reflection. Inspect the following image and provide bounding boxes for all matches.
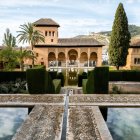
[107,108,140,140]
[0,108,28,140]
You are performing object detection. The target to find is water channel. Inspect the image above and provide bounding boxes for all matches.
[0,108,28,140]
[107,108,140,140]
[0,107,140,139]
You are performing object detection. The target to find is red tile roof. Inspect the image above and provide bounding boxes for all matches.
[33,18,60,27]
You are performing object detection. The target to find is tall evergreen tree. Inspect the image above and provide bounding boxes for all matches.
[109,3,131,70]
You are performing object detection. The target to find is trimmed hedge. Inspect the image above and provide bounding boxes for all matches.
[109,70,140,81]
[48,71,57,80]
[26,68,47,94]
[78,72,88,87]
[93,67,109,94]
[0,71,26,82]
[86,70,95,94]
[57,72,65,87]
[82,79,88,94]
[53,79,61,94]
[26,67,61,94]
[83,67,109,94]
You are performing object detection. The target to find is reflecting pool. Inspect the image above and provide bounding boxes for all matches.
[0,108,28,140]
[107,108,140,140]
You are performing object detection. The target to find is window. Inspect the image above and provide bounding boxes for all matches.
[134,58,140,64]
[134,58,137,64]
[52,31,55,36]
[41,62,44,65]
[49,31,51,36]
[36,53,39,57]
[45,31,48,36]
[51,39,54,42]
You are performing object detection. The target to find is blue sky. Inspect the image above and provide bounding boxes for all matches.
[0,0,140,45]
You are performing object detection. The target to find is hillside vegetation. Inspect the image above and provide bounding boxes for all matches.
[99,25,140,37]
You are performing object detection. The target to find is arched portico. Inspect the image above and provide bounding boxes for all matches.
[48,52,56,67]
[80,52,88,67]
[58,52,66,66]
[68,49,78,65]
[89,52,97,67]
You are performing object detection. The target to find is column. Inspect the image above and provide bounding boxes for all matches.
[88,48,90,68]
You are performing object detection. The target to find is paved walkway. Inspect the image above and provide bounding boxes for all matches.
[1,93,140,140]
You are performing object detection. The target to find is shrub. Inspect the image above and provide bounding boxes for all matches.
[78,73,87,87]
[45,71,55,93]
[109,71,123,81]
[109,70,140,81]
[26,68,61,94]
[93,67,109,94]
[48,71,57,80]
[26,68,47,94]
[84,67,109,94]
[86,70,95,94]
[53,79,61,94]
[82,79,88,94]
[0,71,26,82]
[57,72,65,87]
[0,79,27,94]
[111,84,122,94]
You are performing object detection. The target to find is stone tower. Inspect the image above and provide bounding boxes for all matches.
[33,18,60,45]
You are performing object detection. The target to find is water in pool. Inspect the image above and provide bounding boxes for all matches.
[107,108,140,140]
[0,108,28,140]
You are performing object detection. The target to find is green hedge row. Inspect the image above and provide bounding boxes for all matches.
[83,67,109,94]
[92,67,109,94]
[48,71,57,80]
[0,71,26,82]
[26,67,61,94]
[26,68,47,94]
[57,72,65,87]
[109,70,140,81]
[78,72,87,87]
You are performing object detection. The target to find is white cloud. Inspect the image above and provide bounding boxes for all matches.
[0,0,62,7]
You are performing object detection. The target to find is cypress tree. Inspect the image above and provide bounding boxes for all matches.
[109,3,131,70]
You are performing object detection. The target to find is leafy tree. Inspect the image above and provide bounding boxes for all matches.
[3,28,17,48]
[16,47,36,71]
[0,47,17,71]
[0,29,17,71]
[109,3,131,70]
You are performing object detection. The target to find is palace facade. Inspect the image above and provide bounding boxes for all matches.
[126,38,140,70]
[32,18,103,72]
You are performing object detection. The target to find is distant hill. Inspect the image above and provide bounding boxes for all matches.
[98,25,140,37]
[74,25,140,46]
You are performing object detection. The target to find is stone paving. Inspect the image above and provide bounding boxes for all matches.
[0,94,140,140]
[12,105,64,140]
[67,106,112,140]
[0,94,64,107]
[69,94,140,106]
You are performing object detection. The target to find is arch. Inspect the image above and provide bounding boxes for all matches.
[58,52,66,62]
[90,52,97,61]
[68,49,78,61]
[48,52,56,61]
[80,52,88,62]
[48,52,56,67]
[89,52,97,67]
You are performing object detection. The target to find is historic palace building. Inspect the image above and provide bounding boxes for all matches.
[32,18,103,73]
[126,38,140,70]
